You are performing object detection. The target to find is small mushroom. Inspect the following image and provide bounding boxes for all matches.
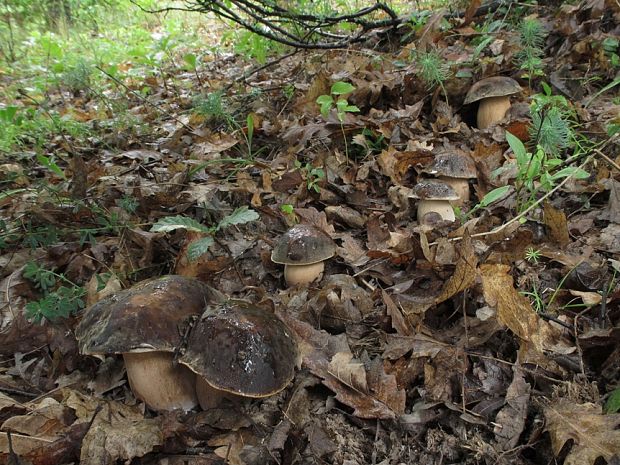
[271,224,336,286]
[464,76,522,129]
[420,152,477,206]
[75,275,210,411]
[409,180,459,224]
[180,301,298,409]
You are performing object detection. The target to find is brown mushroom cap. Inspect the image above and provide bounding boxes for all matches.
[421,153,477,179]
[180,301,298,398]
[271,224,336,266]
[463,76,522,105]
[409,179,460,201]
[76,275,209,355]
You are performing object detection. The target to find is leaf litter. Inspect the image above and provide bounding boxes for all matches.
[0,1,620,464]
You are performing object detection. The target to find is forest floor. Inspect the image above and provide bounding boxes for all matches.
[0,1,619,464]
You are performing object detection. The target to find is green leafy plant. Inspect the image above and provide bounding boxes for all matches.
[605,388,620,414]
[150,206,259,261]
[529,83,575,156]
[22,262,86,322]
[192,91,234,127]
[295,161,325,193]
[515,17,547,86]
[316,81,360,162]
[413,49,450,97]
[505,131,588,213]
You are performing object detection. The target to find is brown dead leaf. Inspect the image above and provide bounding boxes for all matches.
[544,202,570,247]
[545,399,620,465]
[480,264,570,354]
[493,367,531,450]
[382,289,414,336]
[323,352,406,419]
[434,231,477,305]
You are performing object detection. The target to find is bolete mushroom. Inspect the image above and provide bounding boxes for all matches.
[75,275,210,411]
[179,301,298,409]
[271,224,336,286]
[464,76,522,129]
[409,180,459,224]
[420,152,477,206]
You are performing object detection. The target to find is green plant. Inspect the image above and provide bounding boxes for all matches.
[192,91,234,127]
[602,37,619,68]
[505,131,588,213]
[316,81,360,163]
[22,262,86,322]
[529,83,575,156]
[295,161,325,193]
[150,206,260,261]
[605,388,620,414]
[524,247,542,263]
[515,17,547,86]
[412,49,450,98]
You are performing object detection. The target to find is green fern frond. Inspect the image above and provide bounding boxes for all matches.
[530,106,571,156]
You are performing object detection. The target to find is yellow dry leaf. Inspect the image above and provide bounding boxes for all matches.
[545,399,620,465]
[479,264,568,354]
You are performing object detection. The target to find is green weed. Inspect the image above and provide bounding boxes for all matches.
[150,206,259,261]
[515,17,547,86]
[316,81,360,163]
[413,49,450,97]
[22,261,86,322]
[295,161,325,193]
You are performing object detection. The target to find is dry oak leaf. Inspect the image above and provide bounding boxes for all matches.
[323,352,406,420]
[544,399,620,465]
[480,264,573,355]
[434,230,477,305]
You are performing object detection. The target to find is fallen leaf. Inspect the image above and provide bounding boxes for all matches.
[545,399,620,465]
[434,231,477,305]
[544,202,570,247]
[493,367,531,450]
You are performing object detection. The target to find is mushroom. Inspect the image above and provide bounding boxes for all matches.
[409,179,459,224]
[464,76,522,129]
[420,152,477,206]
[271,224,336,286]
[75,275,210,411]
[179,301,298,409]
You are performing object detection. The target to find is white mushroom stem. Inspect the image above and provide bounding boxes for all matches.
[477,95,511,129]
[123,351,198,411]
[417,200,456,224]
[438,176,470,206]
[284,261,325,286]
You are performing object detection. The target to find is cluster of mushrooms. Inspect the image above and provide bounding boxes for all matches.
[410,75,522,224]
[75,75,522,411]
[75,275,298,411]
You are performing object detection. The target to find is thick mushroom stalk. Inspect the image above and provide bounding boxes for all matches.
[124,352,197,411]
[477,95,512,129]
[284,261,325,286]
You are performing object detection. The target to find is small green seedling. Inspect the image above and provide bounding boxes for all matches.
[317,82,360,163]
[295,161,325,193]
[524,247,542,264]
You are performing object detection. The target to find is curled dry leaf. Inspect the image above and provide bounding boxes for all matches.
[479,263,573,355]
[323,352,406,420]
[544,398,620,465]
[493,367,531,450]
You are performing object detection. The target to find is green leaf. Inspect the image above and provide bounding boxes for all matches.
[246,114,254,142]
[343,105,360,113]
[479,186,511,207]
[36,154,66,180]
[183,53,197,69]
[506,131,527,160]
[330,81,355,95]
[218,206,259,230]
[605,388,620,414]
[187,236,215,261]
[316,95,333,106]
[150,216,210,233]
[549,167,589,181]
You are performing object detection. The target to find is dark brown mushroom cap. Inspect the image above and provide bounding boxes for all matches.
[421,153,477,179]
[271,224,336,266]
[409,179,460,201]
[464,76,522,105]
[180,301,298,397]
[75,275,209,355]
